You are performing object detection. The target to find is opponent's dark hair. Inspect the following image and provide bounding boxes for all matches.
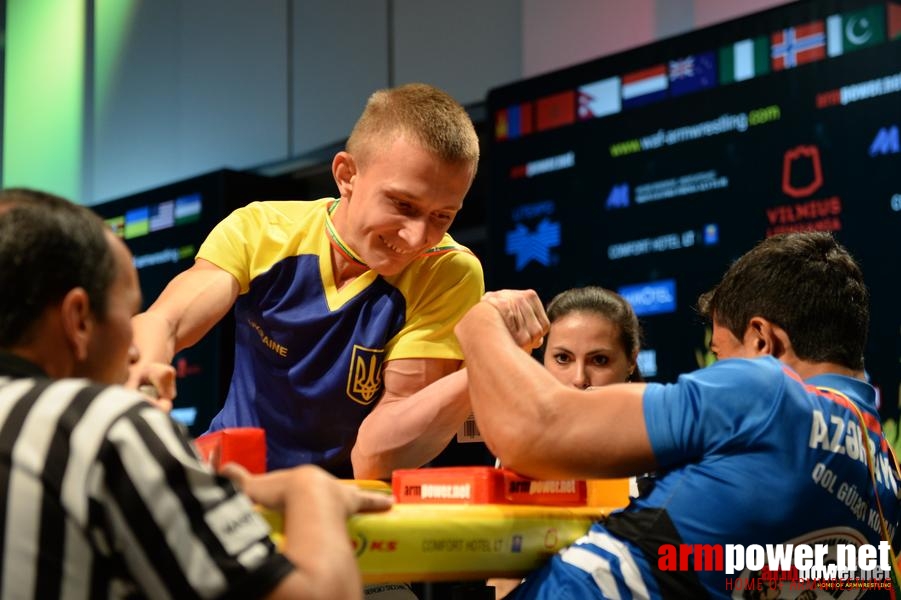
[698,232,869,370]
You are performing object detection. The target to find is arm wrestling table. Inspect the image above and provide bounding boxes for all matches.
[200,428,623,582]
[260,488,614,583]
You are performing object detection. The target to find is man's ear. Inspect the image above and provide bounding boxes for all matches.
[332,151,357,200]
[746,316,788,358]
[59,287,93,362]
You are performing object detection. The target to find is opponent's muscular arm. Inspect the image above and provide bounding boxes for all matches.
[456,290,658,480]
[127,259,240,401]
[350,288,552,480]
[351,357,470,480]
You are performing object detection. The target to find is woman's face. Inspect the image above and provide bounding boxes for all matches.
[543,310,635,389]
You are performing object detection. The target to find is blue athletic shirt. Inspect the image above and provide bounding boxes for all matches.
[197,199,484,475]
[512,356,901,599]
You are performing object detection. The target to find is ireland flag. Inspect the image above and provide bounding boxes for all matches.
[826,6,885,57]
[719,36,770,84]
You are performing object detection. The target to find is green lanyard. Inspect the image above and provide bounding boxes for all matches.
[325,199,367,268]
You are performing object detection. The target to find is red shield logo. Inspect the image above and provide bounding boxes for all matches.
[782,145,823,198]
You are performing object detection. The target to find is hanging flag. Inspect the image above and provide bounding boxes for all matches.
[149,201,175,232]
[536,91,575,132]
[827,6,885,56]
[175,193,202,226]
[495,110,509,140]
[771,21,826,71]
[577,77,621,120]
[124,206,150,239]
[105,216,125,237]
[495,103,533,141]
[669,51,717,97]
[621,65,668,109]
[889,2,901,40]
[719,37,770,83]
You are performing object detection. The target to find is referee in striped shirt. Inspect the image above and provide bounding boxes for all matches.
[0,188,392,599]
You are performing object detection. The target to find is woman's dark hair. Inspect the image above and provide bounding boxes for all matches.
[542,286,644,382]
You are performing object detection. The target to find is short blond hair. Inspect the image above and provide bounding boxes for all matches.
[346,83,480,172]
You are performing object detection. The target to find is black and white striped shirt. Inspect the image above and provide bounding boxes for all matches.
[0,352,293,599]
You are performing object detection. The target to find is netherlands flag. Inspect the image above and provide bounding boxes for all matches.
[621,65,668,108]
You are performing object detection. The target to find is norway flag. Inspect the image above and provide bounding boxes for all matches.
[771,21,826,70]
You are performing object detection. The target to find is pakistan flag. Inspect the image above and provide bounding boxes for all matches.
[827,5,885,57]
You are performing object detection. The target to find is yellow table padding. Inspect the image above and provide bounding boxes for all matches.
[261,503,611,583]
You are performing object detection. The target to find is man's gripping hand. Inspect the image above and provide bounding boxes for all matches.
[480,289,550,351]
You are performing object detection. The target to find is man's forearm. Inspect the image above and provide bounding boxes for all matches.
[351,368,470,480]
[132,310,178,364]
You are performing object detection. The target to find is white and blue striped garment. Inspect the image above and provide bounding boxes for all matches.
[0,374,293,599]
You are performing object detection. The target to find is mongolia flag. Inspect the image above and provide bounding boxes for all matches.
[719,37,770,83]
[577,77,621,120]
[535,90,575,132]
[621,65,668,109]
[827,6,885,56]
[771,21,826,70]
[495,103,533,141]
[668,51,717,97]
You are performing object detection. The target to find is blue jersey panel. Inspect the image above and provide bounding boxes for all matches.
[209,254,406,475]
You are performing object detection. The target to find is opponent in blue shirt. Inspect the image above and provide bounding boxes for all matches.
[457,232,900,599]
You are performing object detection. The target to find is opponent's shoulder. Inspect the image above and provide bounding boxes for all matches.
[657,356,788,409]
[691,355,785,385]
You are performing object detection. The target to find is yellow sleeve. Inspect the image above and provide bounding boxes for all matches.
[386,249,485,361]
[196,203,269,294]
[196,201,309,295]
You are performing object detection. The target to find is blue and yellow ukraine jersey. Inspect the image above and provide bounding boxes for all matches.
[197,199,484,475]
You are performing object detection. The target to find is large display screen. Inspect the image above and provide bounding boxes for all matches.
[93,169,299,435]
[486,1,901,424]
